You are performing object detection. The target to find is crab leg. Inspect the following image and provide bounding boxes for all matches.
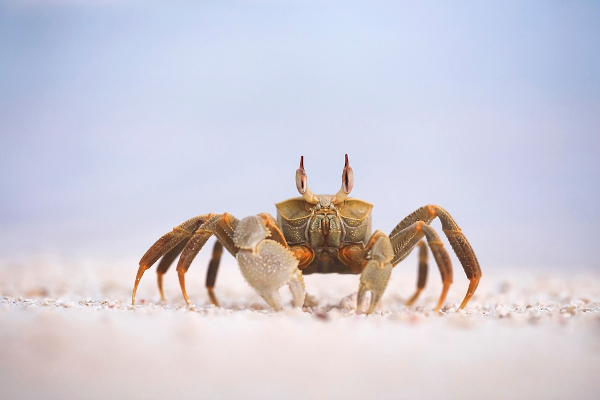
[390,204,481,310]
[156,238,190,302]
[156,238,226,305]
[205,241,223,307]
[132,214,211,305]
[389,221,453,312]
[175,213,240,307]
[405,240,428,306]
[132,213,239,306]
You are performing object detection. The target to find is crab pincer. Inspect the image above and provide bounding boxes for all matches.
[356,230,394,314]
[234,215,306,311]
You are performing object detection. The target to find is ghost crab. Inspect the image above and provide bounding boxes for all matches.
[132,155,482,314]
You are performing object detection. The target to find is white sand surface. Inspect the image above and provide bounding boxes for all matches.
[1,256,599,400]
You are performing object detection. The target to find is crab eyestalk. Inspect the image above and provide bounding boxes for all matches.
[296,156,319,204]
[333,154,354,204]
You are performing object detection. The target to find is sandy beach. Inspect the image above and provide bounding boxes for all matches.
[1,257,598,400]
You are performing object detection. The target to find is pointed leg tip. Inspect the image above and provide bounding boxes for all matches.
[433,282,451,313]
[207,287,222,307]
[180,290,191,307]
[434,298,445,313]
[458,277,480,310]
[405,289,422,306]
[132,264,148,307]
[157,272,166,302]
[178,270,193,307]
[458,298,470,310]
[131,288,138,306]
[458,293,475,309]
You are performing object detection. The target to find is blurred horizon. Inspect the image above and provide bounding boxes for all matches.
[1,1,599,272]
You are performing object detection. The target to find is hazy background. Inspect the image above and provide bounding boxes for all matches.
[1,0,599,273]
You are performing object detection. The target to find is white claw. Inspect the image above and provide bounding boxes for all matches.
[235,216,306,311]
[233,215,270,250]
[357,231,394,314]
[357,260,392,314]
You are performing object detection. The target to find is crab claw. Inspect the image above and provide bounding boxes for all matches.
[234,216,305,311]
[357,231,394,314]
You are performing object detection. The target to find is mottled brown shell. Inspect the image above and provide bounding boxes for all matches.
[275,197,373,245]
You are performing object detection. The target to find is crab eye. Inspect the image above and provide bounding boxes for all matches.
[296,156,307,194]
[296,169,307,194]
[342,154,354,194]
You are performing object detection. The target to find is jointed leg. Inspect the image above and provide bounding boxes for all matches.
[176,213,238,306]
[205,241,223,307]
[132,213,239,306]
[156,239,189,302]
[405,240,428,306]
[132,214,213,305]
[390,204,481,310]
[135,212,300,310]
[389,220,453,312]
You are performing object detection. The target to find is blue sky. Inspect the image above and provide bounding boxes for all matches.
[0,1,599,271]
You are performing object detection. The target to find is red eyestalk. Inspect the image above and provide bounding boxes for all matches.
[342,154,354,194]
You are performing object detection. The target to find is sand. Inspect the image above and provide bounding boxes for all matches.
[0,256,599,400]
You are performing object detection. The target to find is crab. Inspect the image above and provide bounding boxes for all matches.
[132,155,482,314]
